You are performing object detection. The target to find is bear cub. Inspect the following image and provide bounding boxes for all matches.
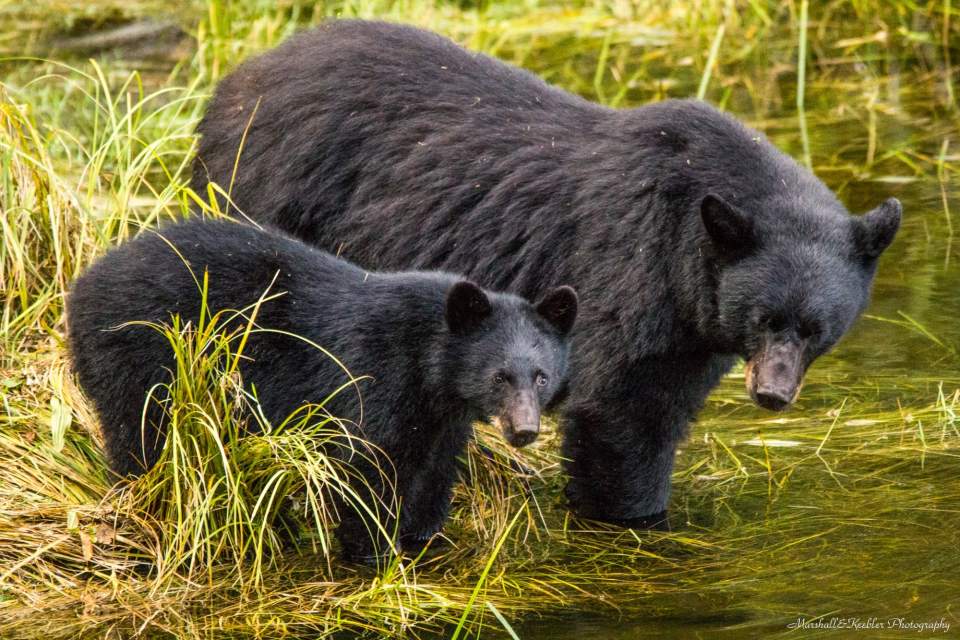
[67,219,578,560]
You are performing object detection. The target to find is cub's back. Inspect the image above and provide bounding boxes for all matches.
[66,220,368,425]
[66,219,428,473]
[69,220,362,332]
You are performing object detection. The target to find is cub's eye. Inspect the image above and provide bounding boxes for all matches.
[493,373,507,385]
[797,323,820,340]
[760,315,787,333]
[535,372,549,387]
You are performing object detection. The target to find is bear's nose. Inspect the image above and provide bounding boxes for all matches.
[749,338,804,412]
[754,384,793,411]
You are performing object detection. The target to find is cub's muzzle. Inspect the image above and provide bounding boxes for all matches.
[500,389,540,448]
[745,339,805,412]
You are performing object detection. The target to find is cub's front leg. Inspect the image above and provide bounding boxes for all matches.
[335,491,398,564]
[397,443,462,554]
[334,450,401,564]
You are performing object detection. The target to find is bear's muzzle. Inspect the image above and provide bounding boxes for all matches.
[745,338,805,412]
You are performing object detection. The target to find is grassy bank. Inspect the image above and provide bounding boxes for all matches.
[1,1,959,638]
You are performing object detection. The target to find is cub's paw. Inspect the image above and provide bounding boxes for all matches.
[399,530,447,556]
[339,539,397,567]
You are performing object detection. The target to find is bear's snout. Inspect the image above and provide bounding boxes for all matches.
[500,389,540,448]
[745,340,805,412]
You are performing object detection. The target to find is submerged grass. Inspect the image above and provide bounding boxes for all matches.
[1,0,959,638]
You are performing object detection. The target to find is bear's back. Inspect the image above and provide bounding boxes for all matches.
[196,19,595,159]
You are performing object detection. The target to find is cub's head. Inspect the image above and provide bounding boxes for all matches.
[701,193,901,411]
[444,281,578,447]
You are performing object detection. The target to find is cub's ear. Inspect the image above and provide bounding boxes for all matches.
[700,194,754,256]
[446,280,493,335]
[536,286,579,336]
[853,197,901,260]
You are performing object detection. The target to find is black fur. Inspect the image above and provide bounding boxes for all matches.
[190,20,901,523]
[66,219,575,558]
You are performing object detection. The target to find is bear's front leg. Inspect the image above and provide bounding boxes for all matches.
[561,353,731,526]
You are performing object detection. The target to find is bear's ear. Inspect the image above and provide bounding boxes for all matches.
[536,286,579,337]
[700,194,755,257]
[446,280,493,335]
[852,197,901,260]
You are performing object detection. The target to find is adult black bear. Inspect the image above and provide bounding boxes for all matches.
[191,20,902,527]
[67,219,577,558]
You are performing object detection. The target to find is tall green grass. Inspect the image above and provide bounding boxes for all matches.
[0,61,202,359]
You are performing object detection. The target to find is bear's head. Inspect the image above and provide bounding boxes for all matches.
[444,281,578,447]
[701,193,901,411]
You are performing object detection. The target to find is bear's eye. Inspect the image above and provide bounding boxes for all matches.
[535,372,549,387]
[493,373,507,385]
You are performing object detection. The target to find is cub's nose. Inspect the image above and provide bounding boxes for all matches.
[507,425,539,448]
[501,388,540,447]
